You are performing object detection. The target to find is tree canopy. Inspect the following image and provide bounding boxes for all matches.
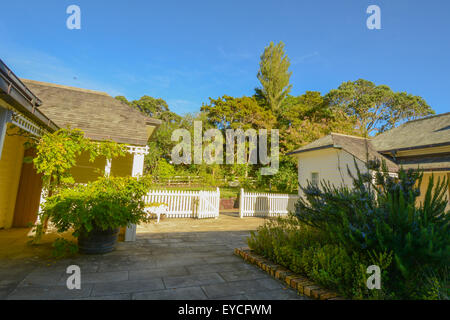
[325,79,434,135]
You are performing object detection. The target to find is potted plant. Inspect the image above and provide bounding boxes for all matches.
[40,176,152,254]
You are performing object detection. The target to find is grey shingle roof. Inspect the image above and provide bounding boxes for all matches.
[288,113,450,172]
[21,79,161,146]
[372,113,450,151]
[288,133,398,172]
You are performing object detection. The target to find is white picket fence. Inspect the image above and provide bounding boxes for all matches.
[239,189,299,218]
[143,188,220,219]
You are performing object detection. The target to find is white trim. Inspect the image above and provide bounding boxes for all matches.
[126,151,146,241]
[126,145,149,155]
[131,153,145,177]
[10,112,46,137]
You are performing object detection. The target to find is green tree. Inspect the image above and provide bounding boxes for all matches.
[115,95,180,122]
[325,79,434,135]
[277,91,358,153]
[201,95,276,130]
[257,41,292,112]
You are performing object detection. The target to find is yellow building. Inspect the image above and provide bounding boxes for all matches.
[0,61,161,233]
[0,59,58,229]
[288,113,450,210]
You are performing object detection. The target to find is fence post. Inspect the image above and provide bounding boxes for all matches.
[239,188,244,218]
[216,187,220,218]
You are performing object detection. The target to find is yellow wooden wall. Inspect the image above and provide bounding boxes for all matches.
[70,151,134,183]
[70,151,107,183]
[111,153,133,177]
[0,125,26,229]
[0,135,134,229]
[416,172,450,211]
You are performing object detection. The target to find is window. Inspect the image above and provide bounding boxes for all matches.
[311,172,319,187]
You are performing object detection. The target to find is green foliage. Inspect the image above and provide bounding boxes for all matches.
[277,91,359,153]
[256,157,298,193]
[294,161,449,299]
[257,41,292,112]
[154,158,176,178]
[115,95,180,122]
[30,128,127,243]
[33,128,126,187]
[325,79,434,135]
[247,216,392,299]
[41,176,152,238]
[201,95,276,130]
[51,238,78,259]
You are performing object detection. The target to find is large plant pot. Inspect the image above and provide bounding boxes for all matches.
[78,227,120,254]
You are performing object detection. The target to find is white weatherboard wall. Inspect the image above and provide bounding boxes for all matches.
[295,148,368,196]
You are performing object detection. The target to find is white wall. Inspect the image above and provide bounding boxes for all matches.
[295,148,368,196]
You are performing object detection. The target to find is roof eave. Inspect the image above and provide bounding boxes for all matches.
[287,144,337,156]
[0,60,58,132]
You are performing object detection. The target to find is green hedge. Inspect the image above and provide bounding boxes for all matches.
[248,161,449,300]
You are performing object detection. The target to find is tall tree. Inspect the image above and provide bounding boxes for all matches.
[325,79,434,135]
[257,41,292,112]
[277,91,358,152]
[201,95,276,130]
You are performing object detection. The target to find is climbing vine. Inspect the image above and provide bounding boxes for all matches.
[31,128,128,243]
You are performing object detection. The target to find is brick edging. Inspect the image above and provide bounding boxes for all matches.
[234,247,346,300]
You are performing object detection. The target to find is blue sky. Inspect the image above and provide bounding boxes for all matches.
[1,0,449,115]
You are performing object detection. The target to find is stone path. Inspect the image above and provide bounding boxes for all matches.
[0,213,309,300]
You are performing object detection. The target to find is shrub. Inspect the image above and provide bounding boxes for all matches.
[294,160,449,299]
[248,161,448,299]
[41,176,152,237]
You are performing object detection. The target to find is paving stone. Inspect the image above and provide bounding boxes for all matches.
[129,267,189,280]
[187,262,251,274]
[255,278,288,290]
[56,270,129,285]
[0,285,17,299]
[156,257,205,268]
[98,260,158,272]
[0,214,310,300]
[78,293,131,300]
[218,269,268,282]
[215,294,248,300]
[163,273,225,289]
[19,270,65,287]
[7,284,93,300]
[91,278,164,296]
[201,280,266,299]
[133,286,208,300]
[245,289,307,300]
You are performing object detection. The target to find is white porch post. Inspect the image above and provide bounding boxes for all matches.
[104,158,112,177]
[131,153,145,177]
[125,146,148,242]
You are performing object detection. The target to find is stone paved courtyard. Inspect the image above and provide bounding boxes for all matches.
[0,213,309,300]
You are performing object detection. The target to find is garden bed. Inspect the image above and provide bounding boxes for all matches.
[234,247,344,300]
